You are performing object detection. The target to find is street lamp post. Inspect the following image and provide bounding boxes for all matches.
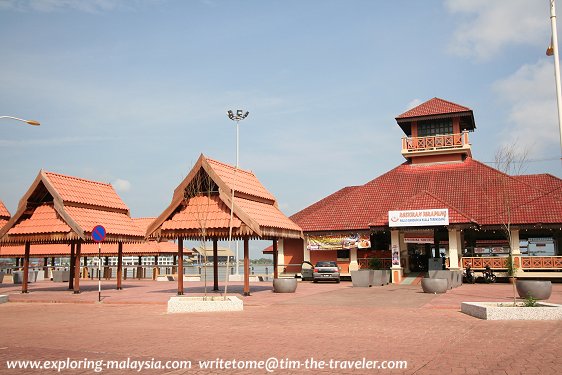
[227,109,249,277]
[227,110,249,168]
[0,116,40,126]
[548,0,562,158]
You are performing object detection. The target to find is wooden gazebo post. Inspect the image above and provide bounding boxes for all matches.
[117,242,123,290]
[243,237,250,296]
[213,238,219,291]
[22,241,30,293]
[177,237,184,295]
[73,241,82,294]
[69,243,75,290]
[272,238,279,279]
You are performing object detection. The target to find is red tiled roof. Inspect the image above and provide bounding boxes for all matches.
[64,206,145,238]
[0,200,10,219]
[235,198,302,232]
[44,171,129,211]
[8,204,71,235]
[513,174,562,200]
[0,171,145,244]
[291,158,562,231]
[149,154,302,240]
[206,158,276,202]
[133,218,156,233]
[396,97,472,120]
[162,195,242,231]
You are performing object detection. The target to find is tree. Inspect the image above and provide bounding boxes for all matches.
[494,143,528,304]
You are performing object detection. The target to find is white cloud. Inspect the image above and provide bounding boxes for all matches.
[112,178,131,192]
[445,0,549,61]
[493,59,559,155]
[405,98,422,111]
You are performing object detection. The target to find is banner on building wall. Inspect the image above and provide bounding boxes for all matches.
[306,233,371,251]
[388,209,449,227]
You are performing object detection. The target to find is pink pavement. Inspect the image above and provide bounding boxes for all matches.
[0,280,561,374]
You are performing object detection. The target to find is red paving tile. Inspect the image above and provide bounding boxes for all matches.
[0,280,561,374]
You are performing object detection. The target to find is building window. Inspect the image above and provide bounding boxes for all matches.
[417,119,453,137]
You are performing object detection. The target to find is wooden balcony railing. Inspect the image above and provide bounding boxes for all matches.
[461,256,562,270]
[402,131,470,153]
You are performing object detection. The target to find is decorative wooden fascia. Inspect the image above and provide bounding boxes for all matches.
[0,171,45,239]
[41,171,86,240]
[146,155,206,238]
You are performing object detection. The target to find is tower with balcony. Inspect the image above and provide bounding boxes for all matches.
[396,97,476,164]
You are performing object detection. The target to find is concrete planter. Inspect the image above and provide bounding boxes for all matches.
[52,270,70,282]
[167,296,243,313]
[516,280,552,300]
[0,295,7,304]
[427,270,462,289]
[372,270,390,286]
[421,278,448,294]
[461,301,562,320]
[273,278,298,293]
[12,270,38,284]
[351,270,373,287]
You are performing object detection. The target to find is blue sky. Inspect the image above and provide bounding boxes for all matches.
[1,0,561,257]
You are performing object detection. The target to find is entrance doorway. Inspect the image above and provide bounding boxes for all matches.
[408,244,430,272]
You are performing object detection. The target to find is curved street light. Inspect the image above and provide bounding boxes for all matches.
[0,116,40,126]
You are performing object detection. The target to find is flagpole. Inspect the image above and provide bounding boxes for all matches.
[549,0,562,158]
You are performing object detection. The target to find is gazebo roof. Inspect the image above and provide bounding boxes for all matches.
[0,200,10,229]
[0,170,145,244]
[192,246,235,258]
[148,154,302,240]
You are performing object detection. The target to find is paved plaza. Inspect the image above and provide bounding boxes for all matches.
[0,280,561,374]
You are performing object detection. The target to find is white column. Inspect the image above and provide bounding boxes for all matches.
[399,232,410,273]
[390,229,403,283]
[456,230,463,264]
[510,228,523,276]
[277,239,285,276]
[303,237,311,262]
[349,248,359,271]
[510,228,521,255]
[447,228,460,270]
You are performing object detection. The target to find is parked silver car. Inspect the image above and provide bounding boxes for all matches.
[312,261,340,283]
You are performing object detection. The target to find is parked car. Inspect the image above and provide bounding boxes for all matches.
[313,261,340,283]
[301,261,314,281]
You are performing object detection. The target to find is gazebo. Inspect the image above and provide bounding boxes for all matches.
[147,154,303,296]
[0,170,145,293]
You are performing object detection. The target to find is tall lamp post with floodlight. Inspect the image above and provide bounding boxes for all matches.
[227,110,249,168]
[0,116,40,126]
[227,109,249,277]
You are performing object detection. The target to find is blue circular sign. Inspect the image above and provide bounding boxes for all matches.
[92,225,106,243]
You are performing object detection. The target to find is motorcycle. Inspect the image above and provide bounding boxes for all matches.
[463,265,476,284]
[482,266,496,283]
